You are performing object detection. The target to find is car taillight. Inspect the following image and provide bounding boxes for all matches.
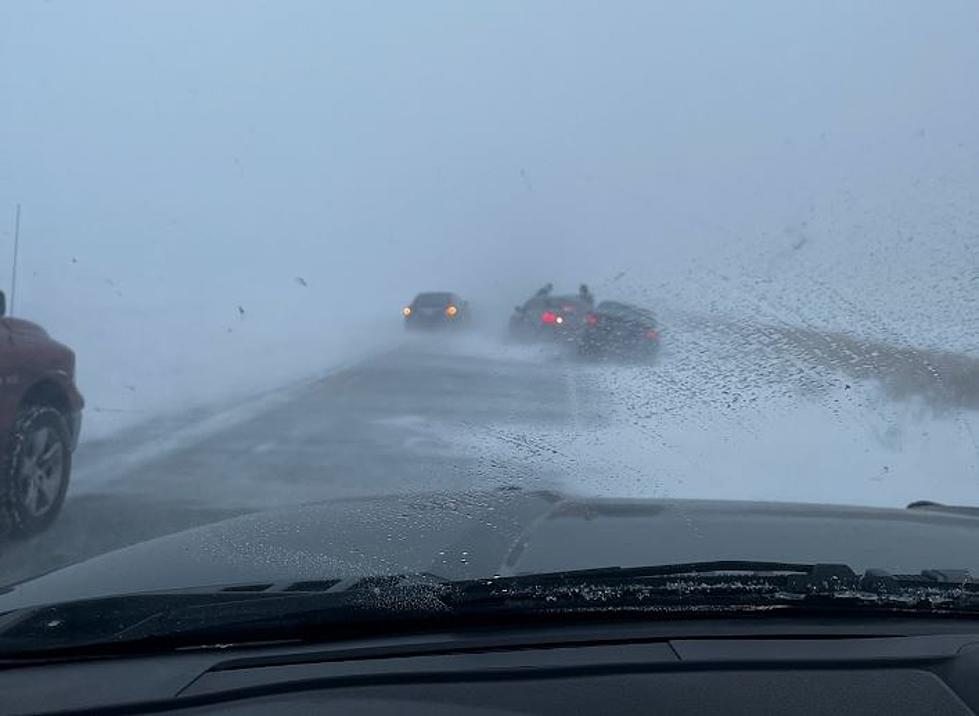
[585,313,599,326]
[541,311,557,324]
[645,329,658,339]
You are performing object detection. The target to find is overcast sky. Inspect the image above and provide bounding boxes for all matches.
[1,0,978,335]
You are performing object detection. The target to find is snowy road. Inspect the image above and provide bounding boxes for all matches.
[1,318,978,587]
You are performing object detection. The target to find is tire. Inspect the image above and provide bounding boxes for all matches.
[0,406,72,537]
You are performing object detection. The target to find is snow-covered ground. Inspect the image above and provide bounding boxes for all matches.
[3,0,978,453]
[432,323,979,509]
[22,279,399,441]
[571,321,979,508]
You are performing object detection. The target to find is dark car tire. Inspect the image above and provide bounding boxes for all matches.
[0,406,72,538]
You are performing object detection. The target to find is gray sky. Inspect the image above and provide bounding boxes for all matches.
[1,0,978,327]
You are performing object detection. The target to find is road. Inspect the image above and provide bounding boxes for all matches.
[0,336,609,585]
[2,318,978,587]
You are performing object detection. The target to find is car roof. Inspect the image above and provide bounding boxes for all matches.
[413,291,457,301]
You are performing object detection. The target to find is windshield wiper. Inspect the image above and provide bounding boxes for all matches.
[1,562,976,662]
[483,560,974,593]
[447,562,979,614]
[494,560,821,584]
[0,575,450,662]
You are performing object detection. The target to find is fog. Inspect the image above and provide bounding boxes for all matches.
[2,0,978,437]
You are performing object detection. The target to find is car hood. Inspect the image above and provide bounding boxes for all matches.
[4,318,47,336]
[3,489,979,611]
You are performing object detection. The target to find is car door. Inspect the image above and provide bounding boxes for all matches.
[0,318,23,445]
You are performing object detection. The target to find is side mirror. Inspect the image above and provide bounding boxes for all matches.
[0,291,6,318]
[514,305,524,313]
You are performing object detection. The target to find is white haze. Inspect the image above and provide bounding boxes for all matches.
[1,0,978,440]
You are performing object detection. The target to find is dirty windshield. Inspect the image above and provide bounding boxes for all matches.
[1,1,978,606]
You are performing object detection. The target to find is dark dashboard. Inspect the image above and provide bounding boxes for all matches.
[5,618,979,715]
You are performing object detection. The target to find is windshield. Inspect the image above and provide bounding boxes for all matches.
[2,0,979,635]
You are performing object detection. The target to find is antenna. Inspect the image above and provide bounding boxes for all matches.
[10,203,20,316]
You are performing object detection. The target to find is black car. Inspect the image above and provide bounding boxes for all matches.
[403,292,470,330]
[579,300,659,359]
[509,285,594,343]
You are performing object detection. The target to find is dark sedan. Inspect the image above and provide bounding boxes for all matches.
[403,292,470,330]
[579,300,659,360]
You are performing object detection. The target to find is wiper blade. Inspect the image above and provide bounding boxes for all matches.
[502,560,820,584]
[0,575,450,662]
[446,562,979,615]
[473,561,975,593]
[444,562,835,611]
[2,563,977,661]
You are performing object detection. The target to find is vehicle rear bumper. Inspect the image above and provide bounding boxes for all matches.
[511,323,579,343]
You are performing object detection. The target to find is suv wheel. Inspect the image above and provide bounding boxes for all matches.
[1,406,71,537]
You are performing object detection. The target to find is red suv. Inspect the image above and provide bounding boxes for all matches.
[0,291,83,536]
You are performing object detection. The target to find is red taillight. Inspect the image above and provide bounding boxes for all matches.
[645,329,658,340]
[585,313,599,326]
[541,311,557,324]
